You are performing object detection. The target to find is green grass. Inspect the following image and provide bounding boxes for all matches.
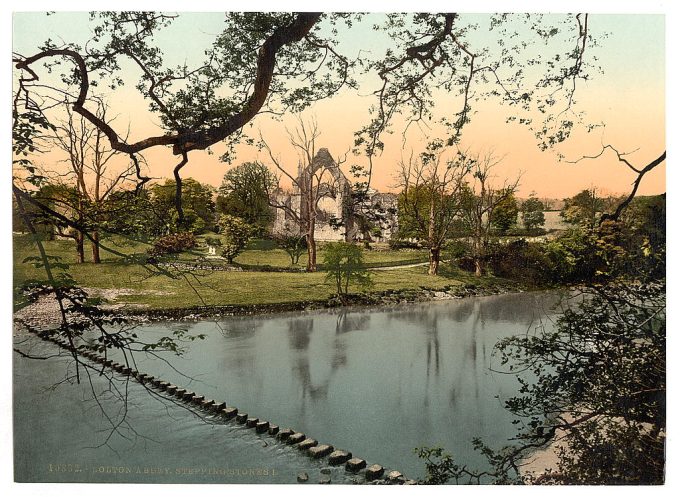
[13,234,497,310]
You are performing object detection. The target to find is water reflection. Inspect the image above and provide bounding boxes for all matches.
[119,291,566,478]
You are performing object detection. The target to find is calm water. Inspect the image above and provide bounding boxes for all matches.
[14,291,568,482]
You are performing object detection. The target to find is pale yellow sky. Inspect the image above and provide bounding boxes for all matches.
[13,12,666,199]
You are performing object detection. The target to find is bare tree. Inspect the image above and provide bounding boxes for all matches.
[396,145,471,275]
[48,99,135,263]
[460,152,521,277]
[262,117,347,272]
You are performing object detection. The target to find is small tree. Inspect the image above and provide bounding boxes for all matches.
[218,214,253,263]
[274,233,308,265]
[491,193,519,234]
[323,242,372,300]
[521,194,546,234]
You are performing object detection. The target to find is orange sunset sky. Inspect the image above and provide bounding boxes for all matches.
[12,12,666,199]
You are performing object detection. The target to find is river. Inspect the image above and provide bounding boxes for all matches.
[13,290,568,483]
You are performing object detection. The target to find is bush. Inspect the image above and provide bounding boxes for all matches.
[273,233,307,265]
[388,238,421,250]
[148,232,197,257]
[488,240,551,285]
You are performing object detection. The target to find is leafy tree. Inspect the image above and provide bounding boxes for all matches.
[217,161,277,234]
[323,242,372,300]
[521,194,546,234]
[561,188,605,227]
[418,281,665,485]
[151,178,215,234]
[217,214,253,263]
[274,233,308,266]
[491,193,519,234]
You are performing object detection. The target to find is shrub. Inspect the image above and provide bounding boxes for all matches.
[148,232,197,257]
[273,233,307,265]
[388,238,421,250]
[488,239,550,285]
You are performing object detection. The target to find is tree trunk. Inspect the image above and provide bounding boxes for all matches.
[474,257,483,277]
[75,230,85,263]
[91,230,101,264]
[307,233,317,272]
[306,213,317,271]
[428,246,441,275]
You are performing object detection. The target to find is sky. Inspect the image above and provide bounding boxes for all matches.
[11,11,666,199]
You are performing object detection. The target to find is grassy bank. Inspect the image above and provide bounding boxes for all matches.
[13,234,503,310]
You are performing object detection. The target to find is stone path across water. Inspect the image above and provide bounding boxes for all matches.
[15,327,415,485]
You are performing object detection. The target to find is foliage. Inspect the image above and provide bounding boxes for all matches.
[273,233,308,265]
[204,236,222,247]
[560,188,622,228]
[151,178,216,234]
[388,238,422,250]
[148,232,197,257]
[521,195,546,234]
[491,193,519,234]
[218,214,254,263]
[418,281,666,485]
[217,161,277,233]
[488,239,552,285]
[323,242,372,298]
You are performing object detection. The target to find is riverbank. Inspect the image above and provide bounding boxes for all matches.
[13,279,533,331]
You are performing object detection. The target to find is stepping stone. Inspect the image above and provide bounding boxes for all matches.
[191,395,205,404]
[287,432,306,445]
[201,400,216,410]
[297,472,309,483]
[182,391,195,401]
[220,407,238,419]
[235,413,248,424]
[387,470,405,483]
[158,382,171,391]
[297,438,318,450]
[268,425,279,435]
[212,402,227,412]
[174,389,187,398]
[319,475,331,484]
[328,450,351,465]
[308,444,334,458]
[166,385,178,394]
[345,458,366,472]
[151,378,163,387]
[255,421,269,433]
[277,429,294,441]
[365,464,384,481]
[245,417,259,428]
